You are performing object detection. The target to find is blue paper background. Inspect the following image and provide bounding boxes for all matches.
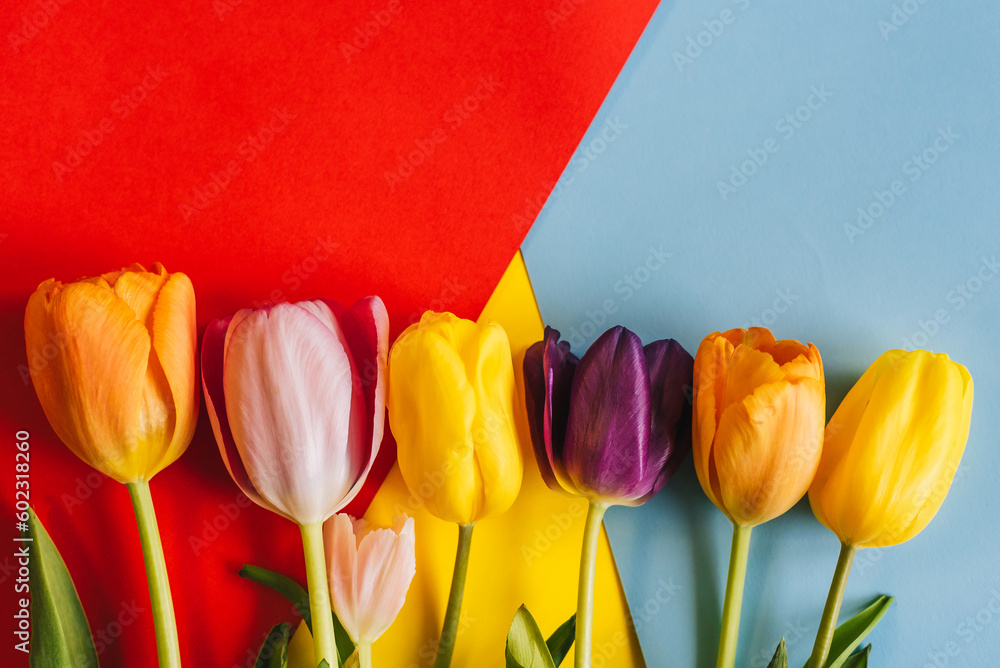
[521,0,1000,665]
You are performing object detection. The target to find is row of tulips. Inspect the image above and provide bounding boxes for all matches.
[22,262,973,668]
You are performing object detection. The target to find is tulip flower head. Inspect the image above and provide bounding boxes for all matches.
[388,311,523,526]
[692,327,825,527]
[326,514,416,646]
[523,326,693,507]
[25,262,198,483]
[809,349,973,548]
[201,297,388,526]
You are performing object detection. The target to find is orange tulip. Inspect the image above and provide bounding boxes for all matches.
[25,262,198,483]
[692,327,826,668]
[692,327,826,527]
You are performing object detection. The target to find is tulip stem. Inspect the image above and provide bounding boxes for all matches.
[358,641,373,668]
[301,521,339,668]
[575,501,608,668]
[808,543,857,668]
[127,480,181,668]
[435,523,475,668]
[716,523,752,668]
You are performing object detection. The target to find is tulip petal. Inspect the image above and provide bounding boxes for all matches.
[200,316,273,514]
[723,346,785,411]
[353,516,416,642]
[389,321,480,524]
[223,303,359,524]
[563,326,651,502]
[316,297,389,510]
[900,361,973,542]
[808,351,903,530]
[691,333,733,510]
[713,378,825,526]
[327,514,361,641]
[468,322,523,518]
[147,271,198,478]
[523,327,579,495]
[817,351,968,547]
[638,338,694,504]
[110,263,168,328]
[26,280,152,482]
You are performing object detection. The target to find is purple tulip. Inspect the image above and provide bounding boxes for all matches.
[524,325,693,506]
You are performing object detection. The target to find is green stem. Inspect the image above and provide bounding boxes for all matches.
[575,501,608,668]
[808,543,857,668]
[716,523,753,668]
[358,641,372,668]
[434,523,475,668]
[126,480,181,668]
[300,521,338,667]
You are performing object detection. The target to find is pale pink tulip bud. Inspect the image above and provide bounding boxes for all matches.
[326,513,416,644]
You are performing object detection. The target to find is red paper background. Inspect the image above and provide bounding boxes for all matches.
[0,0,657,664]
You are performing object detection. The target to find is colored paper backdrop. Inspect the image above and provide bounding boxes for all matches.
[361,252,643,667]
[0,0,660,664]
[522,0,1000,665]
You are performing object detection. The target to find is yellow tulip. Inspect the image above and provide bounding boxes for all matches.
[692,327,826,527]
[387,310,522,667]
[388,311,523,526]
[809,349,973,548]
[25,262,198,483]
[805,349,972,668]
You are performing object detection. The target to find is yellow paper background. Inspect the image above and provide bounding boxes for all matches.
[363,251,645,666]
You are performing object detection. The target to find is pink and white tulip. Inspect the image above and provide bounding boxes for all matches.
[326,514,416,646]
[201,297,388,525]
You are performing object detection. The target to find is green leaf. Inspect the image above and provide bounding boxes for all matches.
[505,605,556,668]
[254,622,289,668]
[824,596,893,668]
[767,638,788,668]
[239,564,355,667]
[317,662,330,668]
[332,615,354,666]
[26,507,99,668]
[239,565,311,627]
[544,613,576,667]
[841,644,871,668]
